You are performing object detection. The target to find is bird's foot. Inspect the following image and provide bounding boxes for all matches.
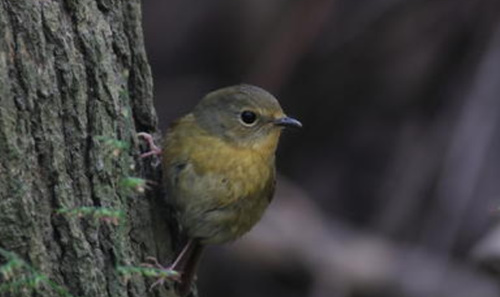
[137,132,162,158]
[141,256,182,291]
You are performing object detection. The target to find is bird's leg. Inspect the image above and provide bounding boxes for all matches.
[175,240,204,297]
[141,239,204,296]
[141,257,181,288]
[137,132,162,158]
[140,241,195,289]
[170,239,198,271]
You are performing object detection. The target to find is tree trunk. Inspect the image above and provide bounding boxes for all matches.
[0,1,178,296]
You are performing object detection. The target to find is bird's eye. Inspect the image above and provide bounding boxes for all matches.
[240,110,257,126]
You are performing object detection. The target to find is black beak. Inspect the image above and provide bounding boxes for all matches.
[273,116,302,128]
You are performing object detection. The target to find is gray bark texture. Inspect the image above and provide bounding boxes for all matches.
[0,1,178,296]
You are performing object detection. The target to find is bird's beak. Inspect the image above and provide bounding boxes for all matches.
[273,116,302,128]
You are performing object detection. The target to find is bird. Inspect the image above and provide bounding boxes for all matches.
[139,84,301,296]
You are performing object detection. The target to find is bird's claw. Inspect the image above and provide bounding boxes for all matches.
[137,132,162,158]
[140,257,182,291]
[142,256,164,269]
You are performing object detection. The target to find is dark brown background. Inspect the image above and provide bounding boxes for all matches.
[142,0,500,296]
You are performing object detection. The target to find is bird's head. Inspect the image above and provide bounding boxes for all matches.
[193,84,301,151]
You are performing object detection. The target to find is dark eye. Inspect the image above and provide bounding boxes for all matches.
[240,110,257,126]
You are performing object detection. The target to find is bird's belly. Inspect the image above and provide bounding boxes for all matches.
[170,143,275,245]
[182,179,272,245]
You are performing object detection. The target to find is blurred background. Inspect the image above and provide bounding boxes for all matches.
[142,0,500,296]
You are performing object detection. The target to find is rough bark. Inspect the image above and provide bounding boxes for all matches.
[0,1,177,296]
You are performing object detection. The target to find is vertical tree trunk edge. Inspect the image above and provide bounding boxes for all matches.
[0,1,181,296]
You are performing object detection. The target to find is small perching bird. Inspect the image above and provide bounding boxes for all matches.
[139,84,301,296]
